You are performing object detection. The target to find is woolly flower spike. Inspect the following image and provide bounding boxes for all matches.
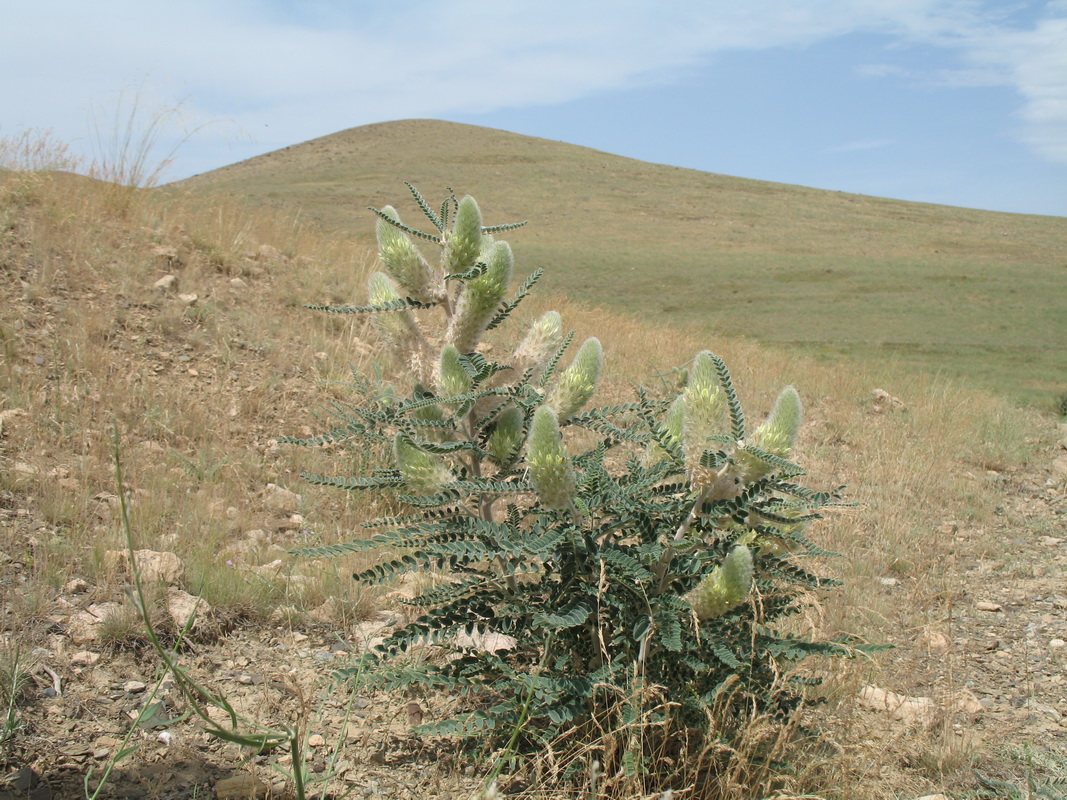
[735,385,802,484]
[447,240,513,353]
[375,206,444,304]
[683,351,727,488]
[512,310,563,380]
[548,337,603,422]
[367,272,421,363]
[526,405,576,510]
[444,196,484,276]
[487,404,524,466]
[435,344,472,403]
[686,545,755,621]
[394,434,453,495]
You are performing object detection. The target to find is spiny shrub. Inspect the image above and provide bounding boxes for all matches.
[285,185,876,790]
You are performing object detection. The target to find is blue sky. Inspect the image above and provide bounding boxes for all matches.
[2,1,1065,216]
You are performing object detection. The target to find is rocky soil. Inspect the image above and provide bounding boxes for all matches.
[0,442,1063,799]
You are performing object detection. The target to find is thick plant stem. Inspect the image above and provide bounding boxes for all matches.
[640,483,714,673]
[651,485,712,595]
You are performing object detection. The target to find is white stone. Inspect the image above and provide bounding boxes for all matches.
[858,685,941,729]
[104,549,186,586]
[167,588,212,630]
[263,483,302,513]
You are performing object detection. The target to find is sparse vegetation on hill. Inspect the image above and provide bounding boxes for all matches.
[175,119,1067,408]
[0,147,1063,798]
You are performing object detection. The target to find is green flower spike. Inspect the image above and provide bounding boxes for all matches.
[526,405,576,510]
[394,434,453,495]
[735,385,802,484]
[487,404,524,466]
[548,337,603,422]
[435,344,473,404]
[686,545,755,621]
[444,195,484,277]
[447,240,513,353]
[375,206,444,304]
[683,351,727,488]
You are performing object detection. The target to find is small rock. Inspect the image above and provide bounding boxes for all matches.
[64,578,90,594]
[1051,456,1067,479]
[177,292,199,306]
[454,627,517,653]
[263,483,302,514]
[915,795,951,800]
[215,774,270,800]
[406,701,424,726]
[308,734,326,747]
[167,588,212,630]
[104,549,186,586]
[879,577,900,587]
[71,651,101,666]
[920,628,952,652]
[871,389,906,413]
[0,407,28,426]
[953,689,984,715]
[153,274,179,293]
[976,601,1003,612]
[309,597,345,625]
[1050,639,1066,649]
[858,685,941,729]
[123,681,147,693]
[229,277,247,288]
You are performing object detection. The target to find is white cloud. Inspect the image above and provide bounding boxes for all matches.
[1,0,1065,173]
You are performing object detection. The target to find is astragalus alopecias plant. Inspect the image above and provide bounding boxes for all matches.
[284,184,875,793]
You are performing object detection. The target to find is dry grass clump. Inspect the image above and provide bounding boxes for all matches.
[0,168,386,627]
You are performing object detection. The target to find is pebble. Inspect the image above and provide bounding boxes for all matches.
[977,601,1003,612]
[123,681,147,694]
[1050,639,1066,648]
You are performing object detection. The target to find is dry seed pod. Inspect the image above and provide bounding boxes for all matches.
[686,545,754,621]
[526,405,576,510]
[548,337,603,422]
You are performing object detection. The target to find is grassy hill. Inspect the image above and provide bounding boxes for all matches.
[174,119,1067,408]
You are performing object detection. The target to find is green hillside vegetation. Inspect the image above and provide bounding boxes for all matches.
[175,119,1067,407]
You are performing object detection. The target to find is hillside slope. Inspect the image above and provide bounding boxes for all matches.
[175,119,1067,405]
